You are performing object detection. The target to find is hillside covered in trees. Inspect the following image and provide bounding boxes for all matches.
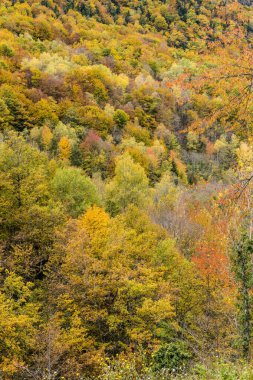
[1,0,253,379]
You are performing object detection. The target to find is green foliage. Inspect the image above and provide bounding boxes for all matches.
[152,342,192,373]
[106,153,149,214]
[113,109,129,129]
[231,234,253,360]
[0,43,14,57]
[51,167,101,217]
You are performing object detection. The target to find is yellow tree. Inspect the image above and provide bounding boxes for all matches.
[46,205,206,377]
[58,136,71,162]
[41,125,53,150]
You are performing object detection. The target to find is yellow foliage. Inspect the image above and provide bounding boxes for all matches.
[41,125,53,149]
[58,136,71,161]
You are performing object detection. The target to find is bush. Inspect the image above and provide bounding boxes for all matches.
[152,342,192,374]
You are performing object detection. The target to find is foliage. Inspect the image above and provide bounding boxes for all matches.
[106,153,150,214]
[152,342,192,373]
[51,167,101,217]
[1,0,253,378]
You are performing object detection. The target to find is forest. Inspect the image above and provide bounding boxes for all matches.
[1,0,253,379]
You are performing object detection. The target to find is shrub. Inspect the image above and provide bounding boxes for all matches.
[152,342,192,374]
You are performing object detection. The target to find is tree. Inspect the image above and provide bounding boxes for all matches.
[41,125,53,150]
[113,109,129,129]
[50,206,179,373]
[106,153,149,214]
[78,106,113,138]
[0,133,64,279]
[46,204,206,377]
[58,136,71,162]
[51,167,100,217]
[231,235,253,361]
[0,85,32,131]
[0,272,39,377]
[0,99,13,132]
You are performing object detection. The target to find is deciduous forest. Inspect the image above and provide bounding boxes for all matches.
[1,0,253,379]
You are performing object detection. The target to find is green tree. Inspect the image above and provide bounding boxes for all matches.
[113,109,129,129]
[51,167,100,217]
[0,85,32,131]
[231,234,253,361]
[106,153,149,214]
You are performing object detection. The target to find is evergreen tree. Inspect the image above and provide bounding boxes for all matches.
[231,234,253,360]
